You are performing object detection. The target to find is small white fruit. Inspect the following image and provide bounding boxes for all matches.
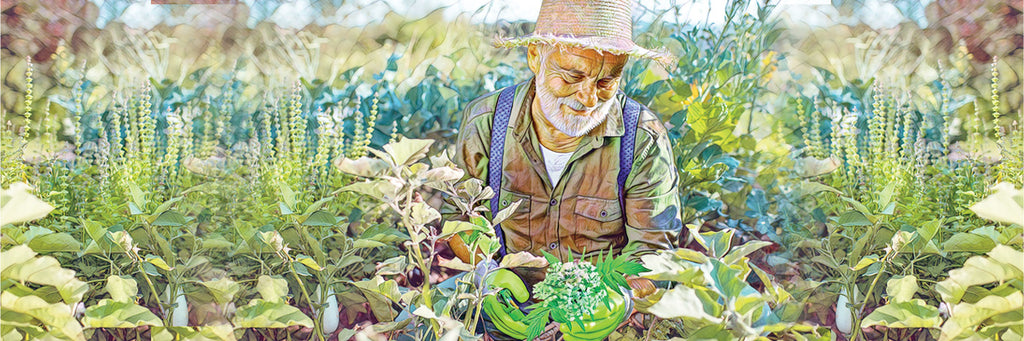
[165,286,188,327]
[317,285,339,334]
[835,286,858,334]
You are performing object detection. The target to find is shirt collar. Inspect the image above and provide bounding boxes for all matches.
[510,76,625,140]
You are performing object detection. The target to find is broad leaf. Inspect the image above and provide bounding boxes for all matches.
[233,300,314,328]
[0,182,54,225]
[942,232,996,253]
[27,233,82,253]
[498,252,548,268]
[642,285,722,323]
[199,278,240,305]
[936,245,1024,305]
[886,275,919,303]
[334,157,389,178]
[1,245,88,304]
[82,299,163,328]
[409,202,441,226]
[940,290,1024,340]
[439,220,490,239]
[105,275,138,303]
[861,299,941,329]
[255,275,289,303]
[382,138,433,166]
[969,182,1024,226]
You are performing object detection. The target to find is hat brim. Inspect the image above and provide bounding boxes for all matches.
[494,33,674,65]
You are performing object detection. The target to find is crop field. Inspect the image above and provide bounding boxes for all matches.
[0,0,1021,340]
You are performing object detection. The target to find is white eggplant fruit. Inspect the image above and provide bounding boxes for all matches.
[835,286,857,334]
[165,286,189,327]
[316,285,339,334]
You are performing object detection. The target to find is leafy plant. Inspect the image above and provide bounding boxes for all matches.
[520,250,647,341]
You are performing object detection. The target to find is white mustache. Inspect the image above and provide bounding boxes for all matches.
[562,98,602,112]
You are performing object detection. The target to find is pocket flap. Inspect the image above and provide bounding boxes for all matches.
[574,196,622,222]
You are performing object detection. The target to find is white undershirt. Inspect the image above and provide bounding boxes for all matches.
[540,145,574,186]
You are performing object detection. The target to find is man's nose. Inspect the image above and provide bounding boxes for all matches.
[576,80,598,108]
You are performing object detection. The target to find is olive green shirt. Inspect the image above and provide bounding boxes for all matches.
[455,79,682,263]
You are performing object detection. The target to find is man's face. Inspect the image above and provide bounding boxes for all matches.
[528,44,628,137]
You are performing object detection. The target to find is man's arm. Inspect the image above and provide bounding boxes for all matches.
[454,95,496,182]
[622,109,683,256]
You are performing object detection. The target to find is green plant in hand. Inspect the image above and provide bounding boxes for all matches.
[520,250,647,341]
[533,260,607,322]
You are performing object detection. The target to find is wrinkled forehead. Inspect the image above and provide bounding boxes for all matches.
[540,44,628,75]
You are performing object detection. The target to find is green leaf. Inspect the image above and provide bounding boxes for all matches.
[541,250,560,266]
[693,228,734,258]
[302,196,335,216]
[82,299,163,328]
[302,210,337,227]
[409,202,441,226]
[841,197,872,218]
[886,275,919,303]
[151,211,188,227]
[27,233,82,253]
[0,290,85,340]
[936,245,1024,305]
[127,180,148,211]
[969,182,1024,226]
[105,275,138,303]
[940,290,1024,339]
[145,254,173,271]
[1,245,88,304]
[875,181,898,212]
[722,240,772,265]
[352,239,386,249]
[277,182,296,212]
[382,138,434,166]
[278,202,294,215]
[199,278,240,305]
[851,255,879,271]
[942,232,996,253]
[152,196,182,217]
[439,220,490,239]
[836,210,873,227]
[255,275,289,303]
[861,299,941,329]
[333,157,389,178]
[491,199,523,226]
[232,300,314,328]
[498,251,548,268]
[128,202,144,215]
[642,285,722,323]
[296,255,322,271]
[0,182,54,225]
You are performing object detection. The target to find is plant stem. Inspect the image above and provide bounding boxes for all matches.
[287,260,324,341]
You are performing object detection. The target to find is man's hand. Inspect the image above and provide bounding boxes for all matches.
[558,287,628,341]
[481,269,530,339]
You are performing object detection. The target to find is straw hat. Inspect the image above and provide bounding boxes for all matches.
[494,0,673,64]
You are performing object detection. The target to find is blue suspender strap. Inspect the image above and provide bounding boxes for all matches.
[618,97,642,211]
[488,85,517,258]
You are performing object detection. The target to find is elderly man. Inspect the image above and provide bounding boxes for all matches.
[454,0,682,339]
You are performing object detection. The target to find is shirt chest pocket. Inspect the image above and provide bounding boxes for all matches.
[573,195,618,224]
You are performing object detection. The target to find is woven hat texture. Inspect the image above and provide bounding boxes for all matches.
[494,0,673,63]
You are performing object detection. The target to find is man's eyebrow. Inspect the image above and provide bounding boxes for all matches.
[605,65,625,78]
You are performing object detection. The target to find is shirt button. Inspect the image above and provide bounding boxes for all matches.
[549,242,557,250]
[502,200,508,206]
[549,199,557,206]
[600,210,607,217]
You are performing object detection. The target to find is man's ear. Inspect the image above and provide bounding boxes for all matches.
[527,44,541,74]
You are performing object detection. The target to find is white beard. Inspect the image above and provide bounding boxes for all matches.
[534,73,614,137]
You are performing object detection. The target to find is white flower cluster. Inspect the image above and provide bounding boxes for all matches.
[533,260,607,321]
